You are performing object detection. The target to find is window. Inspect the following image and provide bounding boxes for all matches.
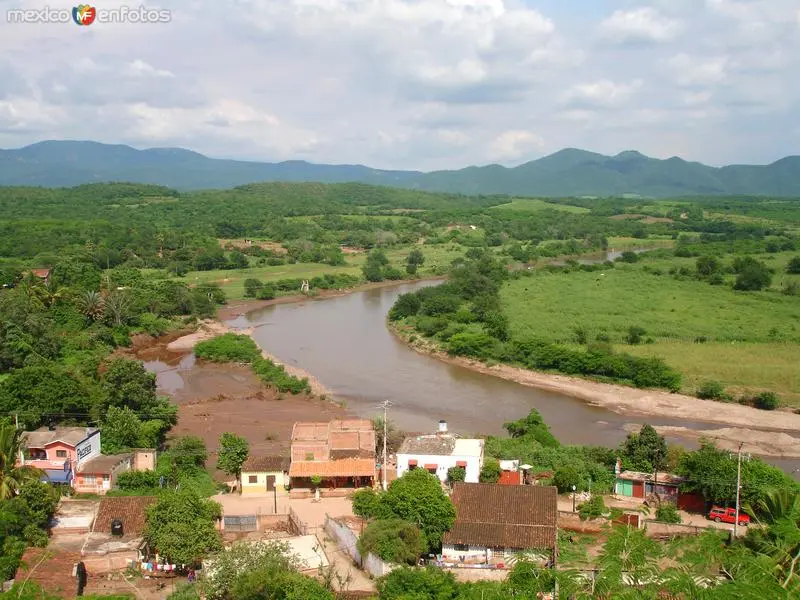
[249,475,258,484]
[84,475,96,485]
[56,450,67,458]
[102,475,110,482]
[454,544,468,551]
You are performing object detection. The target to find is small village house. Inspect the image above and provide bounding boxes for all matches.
[240,455,290,495]
[441,482,558,567]
[614,470,685,504]
[396,420,484,484]
[289,419,376,496]
[19,427,154,494]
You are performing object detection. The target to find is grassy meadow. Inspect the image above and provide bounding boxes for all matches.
[501,260,800,405]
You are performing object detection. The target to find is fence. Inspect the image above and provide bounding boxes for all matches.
[324,516,396,578]
[289,507,318,536]
[223,515,258,532]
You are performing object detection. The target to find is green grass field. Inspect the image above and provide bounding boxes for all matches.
[155,243,469,300]
[491,198,591,213]
[501,262,800,404]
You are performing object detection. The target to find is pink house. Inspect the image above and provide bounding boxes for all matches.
[20,427,101,486]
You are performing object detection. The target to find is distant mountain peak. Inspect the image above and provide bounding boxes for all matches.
[0,140,798,197]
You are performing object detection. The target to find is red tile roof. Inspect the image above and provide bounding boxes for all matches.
[289,458,376,478]
[93,496,157,536]
[242,455,289,472]
[443,483,557,550]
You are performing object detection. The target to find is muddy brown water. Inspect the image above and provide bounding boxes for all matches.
[210,281,797,478]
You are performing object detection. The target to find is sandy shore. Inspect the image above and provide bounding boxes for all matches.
[390,324,800,449]
[623,424,800,458]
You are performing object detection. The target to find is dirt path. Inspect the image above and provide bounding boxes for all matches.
[389,325,800,456]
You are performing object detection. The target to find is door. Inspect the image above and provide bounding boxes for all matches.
[621,480,633,497]
[266,475,276,492]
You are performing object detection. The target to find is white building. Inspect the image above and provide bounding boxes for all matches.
[396,420,484,484]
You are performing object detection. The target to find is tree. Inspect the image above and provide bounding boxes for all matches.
[655,504,681,523]
[406,249,425,275]
[104,289,132,326]
[217,432,249,479]
[203,540,301,599]
[352,488,382,519]
[357,518,423,565]
[372,416,405,455]
[144,488,222,565]
[553,466,582,493]
[101,358,159,412]
[479,459,501,484]
[377,566,459,600]
[0,424,43,499]
[734,261,772,291]
[170,436,208,472]
[76,290,105,321]
[626,325,646,345]
[503,409,560,448]
[620,424,667,473]
[696,255,721,277]
[362,249,390,282]
[101,406,146,454]
[787,257,800,274]
[243,278,263,298]
[447,466,466,484]
[379,469,456,552]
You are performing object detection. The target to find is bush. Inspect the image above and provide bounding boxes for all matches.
[117,470,160,491]
[734,261,772,291]
[383,266,405,281]
[195,333,261,363]
[617,251,639,263]
[753,391,780,411]
[388,293,421,321]
[256,285,276,300]
[446,331,498,359]
[553,466,582,493]
[357,519,423,565]
[626,326,646,345]
[447,466,466,483]
[243,278,263,298]
[655,504,681,524]
[578,495,606,520]
[352,488,381,518]
[785,256,800,274]
[479,459,501,483]
[697,380,725,400]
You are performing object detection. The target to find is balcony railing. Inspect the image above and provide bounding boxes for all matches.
[23,458,71,470]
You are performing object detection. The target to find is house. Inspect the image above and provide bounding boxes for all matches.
[396,421,484,484]
[74,453,136,495]
[288,419,376,495]
[20,427,101,486]
[240,455,290,496]
[614,470,685,503]
[441,482,558,567]
[498,460,521,485]
[28,268,51,283]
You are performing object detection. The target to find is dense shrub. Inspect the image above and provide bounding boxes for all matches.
[753,391,780,411]
[479,459,501,483]
[415,316,450,337]
[256,285,276,300]
[655,504,681,524]
[357,519,423,565]
[446,331,497,359]
[388,293,421,321]
[447,466,466,483]
[697,380,725,400]
[578,495,606,520]
[626,326,646,345]
[195,333,260,363]
[117,470,160,491]
[553,466,582,493]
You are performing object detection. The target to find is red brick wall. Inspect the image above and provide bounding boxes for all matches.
[632,481,645,498]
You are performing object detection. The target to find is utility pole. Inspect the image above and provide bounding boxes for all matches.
[381,400,391,491]
[734,442,744,538]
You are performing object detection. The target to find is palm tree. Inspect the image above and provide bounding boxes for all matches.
[77,290,105,322]
[104,290,131,326]
[32,280,68,308]
[0,423,43,500]
[744,487,800,524]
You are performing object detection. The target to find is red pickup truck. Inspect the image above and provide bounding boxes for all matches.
[708,507,750,526]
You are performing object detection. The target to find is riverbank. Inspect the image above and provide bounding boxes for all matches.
[389,322,800,457]
[217,276,445,321]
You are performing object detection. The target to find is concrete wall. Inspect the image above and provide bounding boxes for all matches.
[324,516,396,579]
[133,450,156,472]
[396,453,481,483]
[241,470,288,495]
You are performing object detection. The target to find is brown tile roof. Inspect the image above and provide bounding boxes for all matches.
[76,453,132,474]
[93,496,157,536]
[242,455,289,472]
[30,268,51,279]
[398,434,457,455]
[22,427,98,449]
[291,419,375,463]
[289,458,376,478]
[442,483,558,550]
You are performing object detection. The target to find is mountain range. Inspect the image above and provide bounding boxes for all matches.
[1,140,799,197]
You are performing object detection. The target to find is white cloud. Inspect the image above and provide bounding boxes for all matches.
[488,130,544,161]
[0,0,798,168]
[561,79,643,109]
[599,7,682,44]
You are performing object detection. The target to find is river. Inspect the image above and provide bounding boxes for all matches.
[222,281,800,477]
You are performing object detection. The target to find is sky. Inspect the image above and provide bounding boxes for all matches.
[1,0,799,170]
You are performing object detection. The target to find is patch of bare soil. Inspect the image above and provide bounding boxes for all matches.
[608,213,646,220]
[218,238,288,255]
